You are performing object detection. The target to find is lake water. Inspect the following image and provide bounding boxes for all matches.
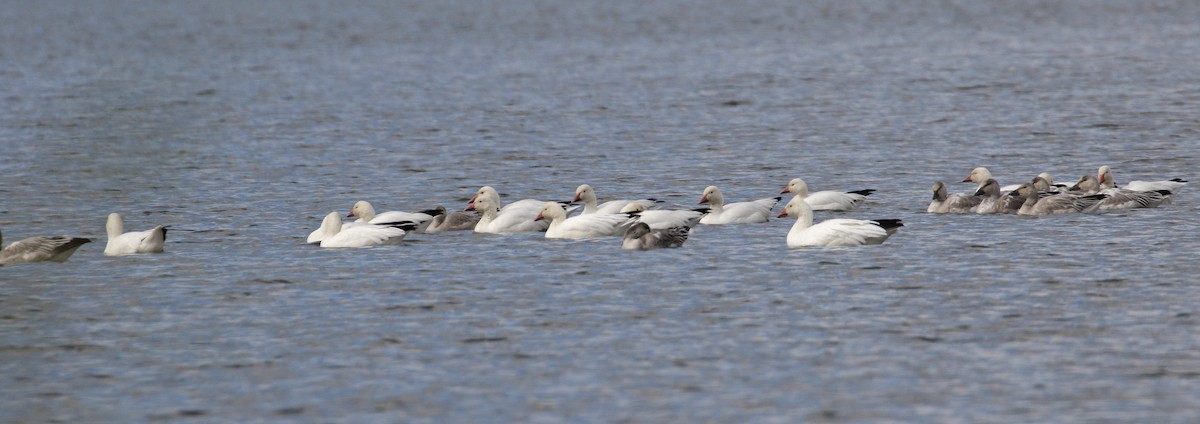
[2,0,1199,422]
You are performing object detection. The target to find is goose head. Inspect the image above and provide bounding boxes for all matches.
[573,184,596,204]
[782,178,809,196]
[698,186,724,206]
[348,201,376,221]
[533,202,568,223]
[1097,166,1115,188]
[963,167,992,184]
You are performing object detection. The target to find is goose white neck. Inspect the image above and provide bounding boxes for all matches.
[106,213,125,239]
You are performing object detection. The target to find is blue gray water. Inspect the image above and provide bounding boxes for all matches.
[3,0,1199,422]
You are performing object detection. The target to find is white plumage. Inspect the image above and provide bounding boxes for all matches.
[779,196,901,248]
[697,186,779,225]
[780,178,874,211]
[535,202,632,239]
[104,213,166,256]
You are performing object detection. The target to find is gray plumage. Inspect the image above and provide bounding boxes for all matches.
[621,223,690,250]
[1070,175,1173,210]
[928,181,983,213]
[974,179,1024,214]
[0,228,92,264]
[1013,183,1107,216]
[422,206,482,232]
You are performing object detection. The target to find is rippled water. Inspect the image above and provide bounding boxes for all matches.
[3,0,1199,422]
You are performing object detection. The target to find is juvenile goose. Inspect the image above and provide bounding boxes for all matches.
[104,213,166,256]
[422,206,482,233]
[0,228,92,264]
[621,223,690,250]
[974,179,1024,214]
[927,181,983,213]
[1012,183,1107,216]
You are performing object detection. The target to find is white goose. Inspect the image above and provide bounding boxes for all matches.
[572,184,658,215]
[697,186,779,225]
[962,167,1021,192]
[1070,175,1173,210]
[619,203,708,229]
[0,228,91,264]
[927,181,983,213]
[104,213,166,256]
[348,201,435,232]
[468,196,552,233]
[778,197,902,248]
[780,178,874,211]
[317,212,411,248]
[534,202,632,239]
[468,186,553,215]
[622,223,690,250]
[1097,165,1186,194]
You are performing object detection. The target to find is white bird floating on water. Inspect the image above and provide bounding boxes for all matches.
[572,184,658,215]
[0,228,92,264]
[1097,165,1186,194]
[778,196,902,248]
[1069,175,1173,210]
[697,186,779,225]
[348,200,436,232]
[316,212,413,248]
[104,213,166,256]
[534,202,633,239]
[780,178,874,211]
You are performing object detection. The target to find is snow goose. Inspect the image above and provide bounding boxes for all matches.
[779,178,874,211]
[468,196,552,233]
[572,184,658,215]
[534,202,633,239]
[928,181,983,213]
[104,213,166,256]
[1012,183,1107,216]
[468,186,557,214]
[422,206,482,233]
[619,203,708,229]
[778,196,902,248]
[0,228,92,264]
[348,201,435,232]
[1098,165,1187,194]
[622,223,690,250]
[974,179,1024,214]
[697,186,779,224]
[317,212,413,248]
[962,167,1021,192]
[1069,175,1173,210]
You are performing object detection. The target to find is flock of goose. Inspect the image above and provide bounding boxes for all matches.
[0,166,1186,265]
